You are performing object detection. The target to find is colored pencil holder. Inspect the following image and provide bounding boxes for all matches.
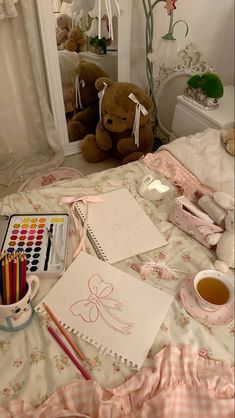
[0,275,39,332]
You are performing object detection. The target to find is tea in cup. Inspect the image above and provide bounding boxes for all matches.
[194,269,234,311]
[0,275,39,332]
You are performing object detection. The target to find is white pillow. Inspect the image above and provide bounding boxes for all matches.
[58,50,80,84]
[160,128,234,196]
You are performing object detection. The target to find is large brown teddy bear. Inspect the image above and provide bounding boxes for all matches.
[56,14,72,47]
[81,78,154,164]
[63,27,85,52]
[68,62,109,142]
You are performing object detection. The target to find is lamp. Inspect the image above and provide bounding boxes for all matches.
[148,10,189,75]
[52,0,61,13]
[142,0,189,131]
[88,0,120,40]
[85,18,109,39]
[70,0,95,30]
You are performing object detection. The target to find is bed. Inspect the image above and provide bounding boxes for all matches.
[0,128,234,417]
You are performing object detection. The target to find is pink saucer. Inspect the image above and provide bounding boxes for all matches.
[180,275,234,327]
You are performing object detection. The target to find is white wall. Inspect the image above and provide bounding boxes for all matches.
[118,0,133,81]
[130,0,234,88]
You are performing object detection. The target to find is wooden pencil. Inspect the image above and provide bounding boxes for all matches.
[47,325,91,380]
[19,255,26,300]
[15,255,20,302]
[8,255,13,304]
[43,302,85,361]
[4,257,10,305]
[0,256,2,303]
[12,258,17,304]
[1,259,6,304]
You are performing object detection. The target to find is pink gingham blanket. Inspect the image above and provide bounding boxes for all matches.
[1,345,234,417]
[142,151,213,200]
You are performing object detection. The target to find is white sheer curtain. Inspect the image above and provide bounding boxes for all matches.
[0,0,64,186]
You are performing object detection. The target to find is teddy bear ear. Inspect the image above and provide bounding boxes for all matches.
[95,77,114,91]
[131,88,153,111]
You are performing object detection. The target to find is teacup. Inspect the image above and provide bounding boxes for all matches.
[0,275,39,332]
[194,269,234,312]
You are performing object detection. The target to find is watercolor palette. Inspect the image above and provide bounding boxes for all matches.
[0,214,69,278]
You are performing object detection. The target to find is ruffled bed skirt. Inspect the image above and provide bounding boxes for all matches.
[0,345,234,417]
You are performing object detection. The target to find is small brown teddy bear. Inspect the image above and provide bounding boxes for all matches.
[221,128,235,156]
[68,62,109,142]
[56,14,72,47]
[63,27,85,53]
[81,78,154,164]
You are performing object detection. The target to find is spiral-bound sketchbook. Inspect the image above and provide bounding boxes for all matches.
[74,188,167,263]
[36,252,173,369]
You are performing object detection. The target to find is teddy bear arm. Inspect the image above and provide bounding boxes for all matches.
[118,123,153,155]
[56,29,68,45]
[73,104,99,126]
[96,123,113,150]
[117,136,137,155]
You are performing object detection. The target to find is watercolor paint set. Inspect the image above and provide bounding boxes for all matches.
[0,214,69,278]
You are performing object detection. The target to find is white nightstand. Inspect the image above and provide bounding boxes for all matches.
[171,85,234,140]
[79,51,118,81]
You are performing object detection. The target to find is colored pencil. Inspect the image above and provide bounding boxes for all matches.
[5,257,10,305]
[20,255,27,300]
[47,325,91,380]
[43,302,85,361]
[0,256,3,303]
[1,259,6,304]
[15,255,20,302]
[8,256,13,304]
[0,251,28,305]
[12,258,17,304]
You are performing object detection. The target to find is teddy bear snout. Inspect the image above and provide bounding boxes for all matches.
[107,119,113,125]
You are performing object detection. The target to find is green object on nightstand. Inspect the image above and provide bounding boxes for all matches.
[187,72,224,99]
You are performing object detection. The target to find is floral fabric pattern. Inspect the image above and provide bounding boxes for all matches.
[0,158,234,408]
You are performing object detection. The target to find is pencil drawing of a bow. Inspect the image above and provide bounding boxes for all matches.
[70,274,134,335]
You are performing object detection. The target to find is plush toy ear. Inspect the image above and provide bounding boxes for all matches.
[95,77,114,91]
[131,87,153,111]
[77,63,109,84]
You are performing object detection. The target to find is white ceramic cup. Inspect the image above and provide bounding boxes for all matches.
[0,275,39,332]
[194,269,234,312]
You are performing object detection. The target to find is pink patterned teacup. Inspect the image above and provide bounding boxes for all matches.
[194,269,234,312]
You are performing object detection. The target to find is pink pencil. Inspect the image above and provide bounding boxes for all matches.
[47,325,91,380]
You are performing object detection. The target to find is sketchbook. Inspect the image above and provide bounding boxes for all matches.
[36,252,173,369]
[74,188,167,264]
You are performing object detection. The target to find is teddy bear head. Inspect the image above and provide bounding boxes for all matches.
[95,78,152,133]
[57,13,72,30]
[64,27,84,52]
[75,62,109,107]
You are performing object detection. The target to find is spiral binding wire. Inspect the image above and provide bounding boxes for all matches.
[75,204,109,262]
[36,306,138,368]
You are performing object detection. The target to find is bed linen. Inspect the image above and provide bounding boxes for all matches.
[160,128,234,196]
[0,131,234,410]
[1,345,234,417]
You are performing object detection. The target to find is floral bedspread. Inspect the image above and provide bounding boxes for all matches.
[0,159,234,408]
